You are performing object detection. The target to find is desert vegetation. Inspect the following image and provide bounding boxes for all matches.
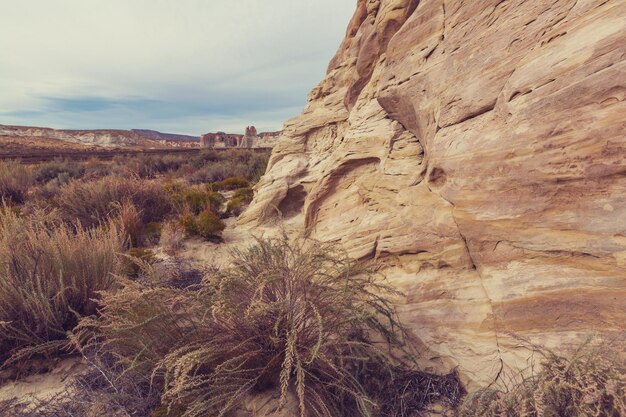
[459,339,625,417]
[0,149,267,246]
[0,151,623,417]
[0,207,123,365]
[0,234,465,417]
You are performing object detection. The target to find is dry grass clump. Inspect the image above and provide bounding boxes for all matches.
[0,208,123,365]
[459,339,625,417]
[52,175,172,229]
[0,160,34,204]
[156,235,406,417]
[160,220,186,255]
[75,281,211,385]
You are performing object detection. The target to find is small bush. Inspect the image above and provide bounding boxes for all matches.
[0,208,123,364]
[52,176,172,229]
[459,339,626,417]
[195,210,226,239]
[226,187,254,216]
[180,210,225,240]
[156,235,405,417]
[34,159,85,184]
[211,176,250,191]
[0,160,34,204]
[171,186,224,215]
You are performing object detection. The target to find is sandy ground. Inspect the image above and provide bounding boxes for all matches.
[0,357,86,405]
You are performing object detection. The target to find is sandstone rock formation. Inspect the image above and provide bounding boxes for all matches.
[241,0,626,387]
[201,126,279,149]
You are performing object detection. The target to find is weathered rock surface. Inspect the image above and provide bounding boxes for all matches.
[242,0,626,387]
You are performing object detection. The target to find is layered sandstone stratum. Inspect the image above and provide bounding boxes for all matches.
[241,0,626,387]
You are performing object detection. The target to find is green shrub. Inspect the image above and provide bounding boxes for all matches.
[0,160,34,204]
[211,176,249,191]
[195,210,225,239]
[156,236,405,417]
[0,208,123,364]
[171,186,224,215]
[179,212,199,236]
[226,187,254,216]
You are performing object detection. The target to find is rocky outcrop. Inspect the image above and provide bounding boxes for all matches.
[0,125,144,147]
[242,0,626,387]
[201,126,279,149]
[0,125,198,148]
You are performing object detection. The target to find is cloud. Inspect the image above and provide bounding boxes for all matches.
[0,0,356,135]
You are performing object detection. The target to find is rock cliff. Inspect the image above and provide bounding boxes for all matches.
[242,0,626,387]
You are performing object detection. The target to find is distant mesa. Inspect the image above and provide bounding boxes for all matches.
[201,125,280,149]
[0,124,200,148]
[0,124,280,150]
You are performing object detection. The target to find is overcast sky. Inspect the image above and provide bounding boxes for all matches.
[0,1,356,135]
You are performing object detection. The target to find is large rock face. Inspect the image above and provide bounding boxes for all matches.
[242,0,626,387]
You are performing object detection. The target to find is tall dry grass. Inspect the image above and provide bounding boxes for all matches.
[51,175,172,229]
[0,160,34,204]
[459,338,625,417]
[0,208,123,365]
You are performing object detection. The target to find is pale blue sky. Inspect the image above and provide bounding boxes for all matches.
[0,1,356,135]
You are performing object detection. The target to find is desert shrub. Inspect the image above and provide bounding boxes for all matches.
[459,339,626,417]
[226,187,254,216]
[34,159,85,184]
[184,150,270,184]
[0,208,123,365]
[0,160,34,204]
[156,235,406,417]
[180,210,225,240]
[211,176,250,191]
[171,186,224,215]
[195,210,226,239]
[186,161,234,184]
[52,175,172,229]
[160,220,186,255]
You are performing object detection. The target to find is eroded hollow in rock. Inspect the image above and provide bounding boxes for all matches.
[428,167,447,187]
[277,184,307,219]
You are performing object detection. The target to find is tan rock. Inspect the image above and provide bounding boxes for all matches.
[241,0,626,388]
